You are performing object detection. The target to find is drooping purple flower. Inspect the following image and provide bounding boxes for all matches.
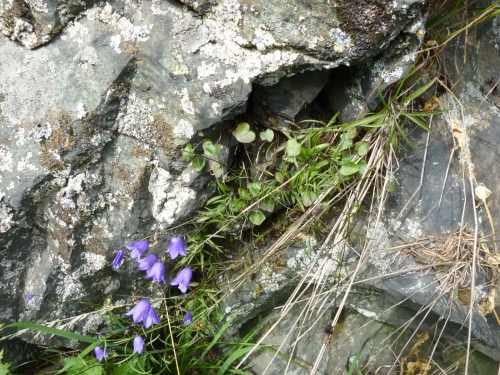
[112,250,125,268]
[125,299,160,329]
[138,254,158,272]
[95,346,108,361]
[145,262,166,283]
[133,336,145,354]
[126,240,149,261]
[183,311,192,325]
[143,307,161,329]
[166,236,187,259]
[25,295,33,301]
[170,268,192,293]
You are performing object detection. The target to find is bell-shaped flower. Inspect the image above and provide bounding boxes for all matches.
[166,236,187,259]
[170,268,192,293]
[143,306,161,329]
[133,336,145,354]
[138,254,158,272]
[126,240,149,261]
[25,295,33,301]
[95,346,108,361]
[183,311,192,325]
[112,250,125,268]
[145,262,166,283]
[125,299,160,328]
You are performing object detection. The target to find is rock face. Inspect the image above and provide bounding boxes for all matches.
[0,0,430,366]
[219,5,500,374]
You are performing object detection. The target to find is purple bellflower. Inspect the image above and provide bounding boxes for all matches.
[145,262,166,283]
[183,311,192,325]
[126,240,149,261]
[133,336,145,354]
[170,268,192,293]
[25,295,33,301]
[125,299,160,329]
[112,250,125,268]
[95,346,108,362]
[166,236,187,259]
[138,254,158,272]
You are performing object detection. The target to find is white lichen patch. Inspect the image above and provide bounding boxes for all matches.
[179,88,195,115]
[174,119,195,139]
[56,274,84,301]
[17,152,38,172]
[148,166,197,225]
[82,313,105,335]
[253,27,278,51]
[329,28,351,53]
[0,145,14,173]
[197,61,219,79]
[0,202,14,233]
[81,252,107,272]
[62,20,89,45]
[26,0,49,13]
[86,3,151,54]
[371,60,404,83]
[73,46,99,70]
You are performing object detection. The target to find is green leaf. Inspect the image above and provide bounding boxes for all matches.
[387,177,397,193]
[192,156,205,171]
[217,347,255,375]
[5,322,96,343]
[208,160,224,178]
[260,128,275,142]
[356,159,368,176]
[337,133,353,152]
[275,171,284,183]
[110,357,148,375]
[339,161,359,176]
[232,122,256,143]
[401,78,436,104]
[238,188,252,201]
[230,199,246,212]
[249,211,265,225]
[201,313,239,361]
[182,144,194,160]
[402,113,433,134]
[301,191,317,207]
[248,182,262,197]
[0,350,12,375]
[58,357,103,375]
[286,139,301,157]
[259,197,275,212]
[202,139,222,157]
[355,141,370,156]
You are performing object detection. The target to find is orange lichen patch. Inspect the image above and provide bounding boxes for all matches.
[420,96,440,112]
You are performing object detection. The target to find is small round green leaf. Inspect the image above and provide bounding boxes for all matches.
[387,177,397,193]
[286,139,301,157]
[301,191,317,207]
[339,161,359,176]
[248,182,262,197]
[355,141,370,156]
[232,122,256,143]
[192,156,205,171]
[259,197,275,212]
[182,144,194,160]
[203,139,222,157]
[275,171,284,183]
[249,211,265,225]
[238,188,252,201]
[260,129,274,142]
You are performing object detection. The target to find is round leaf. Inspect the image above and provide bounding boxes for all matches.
[238,188,252,201]
[192,156,205,172]
[249,211,265,226]
[275,171,284,183]
[203,139,222,157]
[248,182,262,197]
[232,122,256,143]
[339,161,359,176]
[182,144,194,160]
[286,139,301,157]
[260,129,274,142]
[301,191,317,207]
[355,141,370,156]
